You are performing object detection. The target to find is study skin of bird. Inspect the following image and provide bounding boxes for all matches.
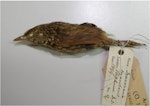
[14,22,143,54]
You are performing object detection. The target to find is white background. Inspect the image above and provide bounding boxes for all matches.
[1,1,149,105]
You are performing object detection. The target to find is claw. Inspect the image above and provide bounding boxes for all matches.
[127,40,146,47]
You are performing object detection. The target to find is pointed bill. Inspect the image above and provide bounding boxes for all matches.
[13,36,27,41]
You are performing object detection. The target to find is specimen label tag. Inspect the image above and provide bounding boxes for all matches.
[103,57,149,105]
[102,46,133,105]
[126,57,149,105]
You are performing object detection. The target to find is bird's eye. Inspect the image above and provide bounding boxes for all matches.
[29,33,33,37]
[39,33,43,37]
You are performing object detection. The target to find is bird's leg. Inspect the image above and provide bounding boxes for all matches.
[113,40,145,47]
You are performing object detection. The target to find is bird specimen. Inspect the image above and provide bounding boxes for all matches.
[14,22,144,54]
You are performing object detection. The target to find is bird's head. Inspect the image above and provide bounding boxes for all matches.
[14,26,48,45]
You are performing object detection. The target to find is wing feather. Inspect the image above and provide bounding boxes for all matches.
[59,28,107,47]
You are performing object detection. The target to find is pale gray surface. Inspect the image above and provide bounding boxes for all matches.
[1,1,149,105]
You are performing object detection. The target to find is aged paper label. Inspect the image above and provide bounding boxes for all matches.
[126,57,149,105]
[103,57,149,105]
[102,46,133,105]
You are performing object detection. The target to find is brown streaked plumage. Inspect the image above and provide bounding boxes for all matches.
[14,22,144,54]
